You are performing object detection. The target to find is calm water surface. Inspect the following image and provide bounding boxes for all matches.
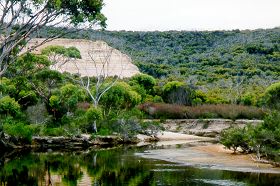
[0,145,279,186]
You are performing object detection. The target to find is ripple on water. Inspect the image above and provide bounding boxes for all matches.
[195,179,247,186]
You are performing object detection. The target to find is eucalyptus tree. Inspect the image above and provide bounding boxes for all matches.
[72,42,126,132]
[0,0,106,76]
[74,42,124,108]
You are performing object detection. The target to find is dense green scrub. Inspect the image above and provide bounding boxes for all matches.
[1,28,280,145]
[38,28,280,105]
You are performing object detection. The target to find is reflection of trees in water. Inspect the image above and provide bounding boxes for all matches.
[83,149,155,185]
[1,148,278,186]
[3,166,37,186]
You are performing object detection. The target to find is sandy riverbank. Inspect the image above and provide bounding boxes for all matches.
[136,132,280,174]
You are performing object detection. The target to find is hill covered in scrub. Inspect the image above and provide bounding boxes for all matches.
[40,28,280,79]
[38,27,280,104]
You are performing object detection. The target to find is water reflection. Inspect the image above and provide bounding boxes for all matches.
[0,146,279,186]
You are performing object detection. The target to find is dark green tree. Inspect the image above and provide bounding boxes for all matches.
[264,81,280,110]
[162,81,194,105]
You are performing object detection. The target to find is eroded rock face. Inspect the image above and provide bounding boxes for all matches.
[25,38,140,78]
[162,119,263,137]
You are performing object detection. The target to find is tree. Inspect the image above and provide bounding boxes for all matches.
[100,82,141,112]
[162,81,194,105]
[49,83,86,122]
[41,45,81,71]
[0,0,106,76]
[29,69,64,122]
[130,74,156,95]
[0,96,21,117]
[68,41,126,132]
[264,81,280,110]
[73,41,125,108]
[220,127,249,153]
[2,53,51,109]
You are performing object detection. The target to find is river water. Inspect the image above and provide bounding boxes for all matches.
[0,145,279,186]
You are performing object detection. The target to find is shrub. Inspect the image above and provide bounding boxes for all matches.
[263,81,280,110]
[240,93,256,106]
[130,73,156,95]
[3,123,33,143]
[162,81,194,105]
[220,112,280,163]
[41,127,65,136]
[86,107,103,122]
[101,82,141,110]
[220,127,250,153]
[153,95,163,103]
[0,96,21,117]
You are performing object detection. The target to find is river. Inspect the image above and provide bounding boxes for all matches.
[0,144,279,186]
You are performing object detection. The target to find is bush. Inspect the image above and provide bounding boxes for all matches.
[162,81,194,105]
[240,93,256,106]
[41,127,65,136]
[101,82,141,110]
[153,95,163,103]
[220,127,250,153]
[130,73,156,95]
[264,81,280,110]
[86,107,103,122]
[3,123,33,143]
[0,96,21,117]
[220,112,280,163]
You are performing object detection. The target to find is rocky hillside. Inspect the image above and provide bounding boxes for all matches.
[26,38,140,78]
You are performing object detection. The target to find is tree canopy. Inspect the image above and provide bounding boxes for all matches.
[0,0,106,76]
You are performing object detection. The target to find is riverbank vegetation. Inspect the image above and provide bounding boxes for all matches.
[0,25,280,152]
[220,112,280,165]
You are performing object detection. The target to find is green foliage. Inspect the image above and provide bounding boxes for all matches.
[220,127,249,153]
[162,81,194,105]
[49,83,86,122]
[32,69,64,103]
[35,69,64,83]
[22,0,106,26]
[240,93,256,106]
[220,112,280,162]
[101,82,141,110]
[41,45,81,59]
[0,96,21,117]
[86,107,103,122]
[0,77,38,109]
[8,53,51,77]
[0,78,17,96]
[264,81,280,109]
[3,123,33,143]
[41,127,65,136]
[130,74,156,95]
[18,90,38,109]
[153,95,163,103]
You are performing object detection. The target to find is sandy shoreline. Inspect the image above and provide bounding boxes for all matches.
[136,132,280,174]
